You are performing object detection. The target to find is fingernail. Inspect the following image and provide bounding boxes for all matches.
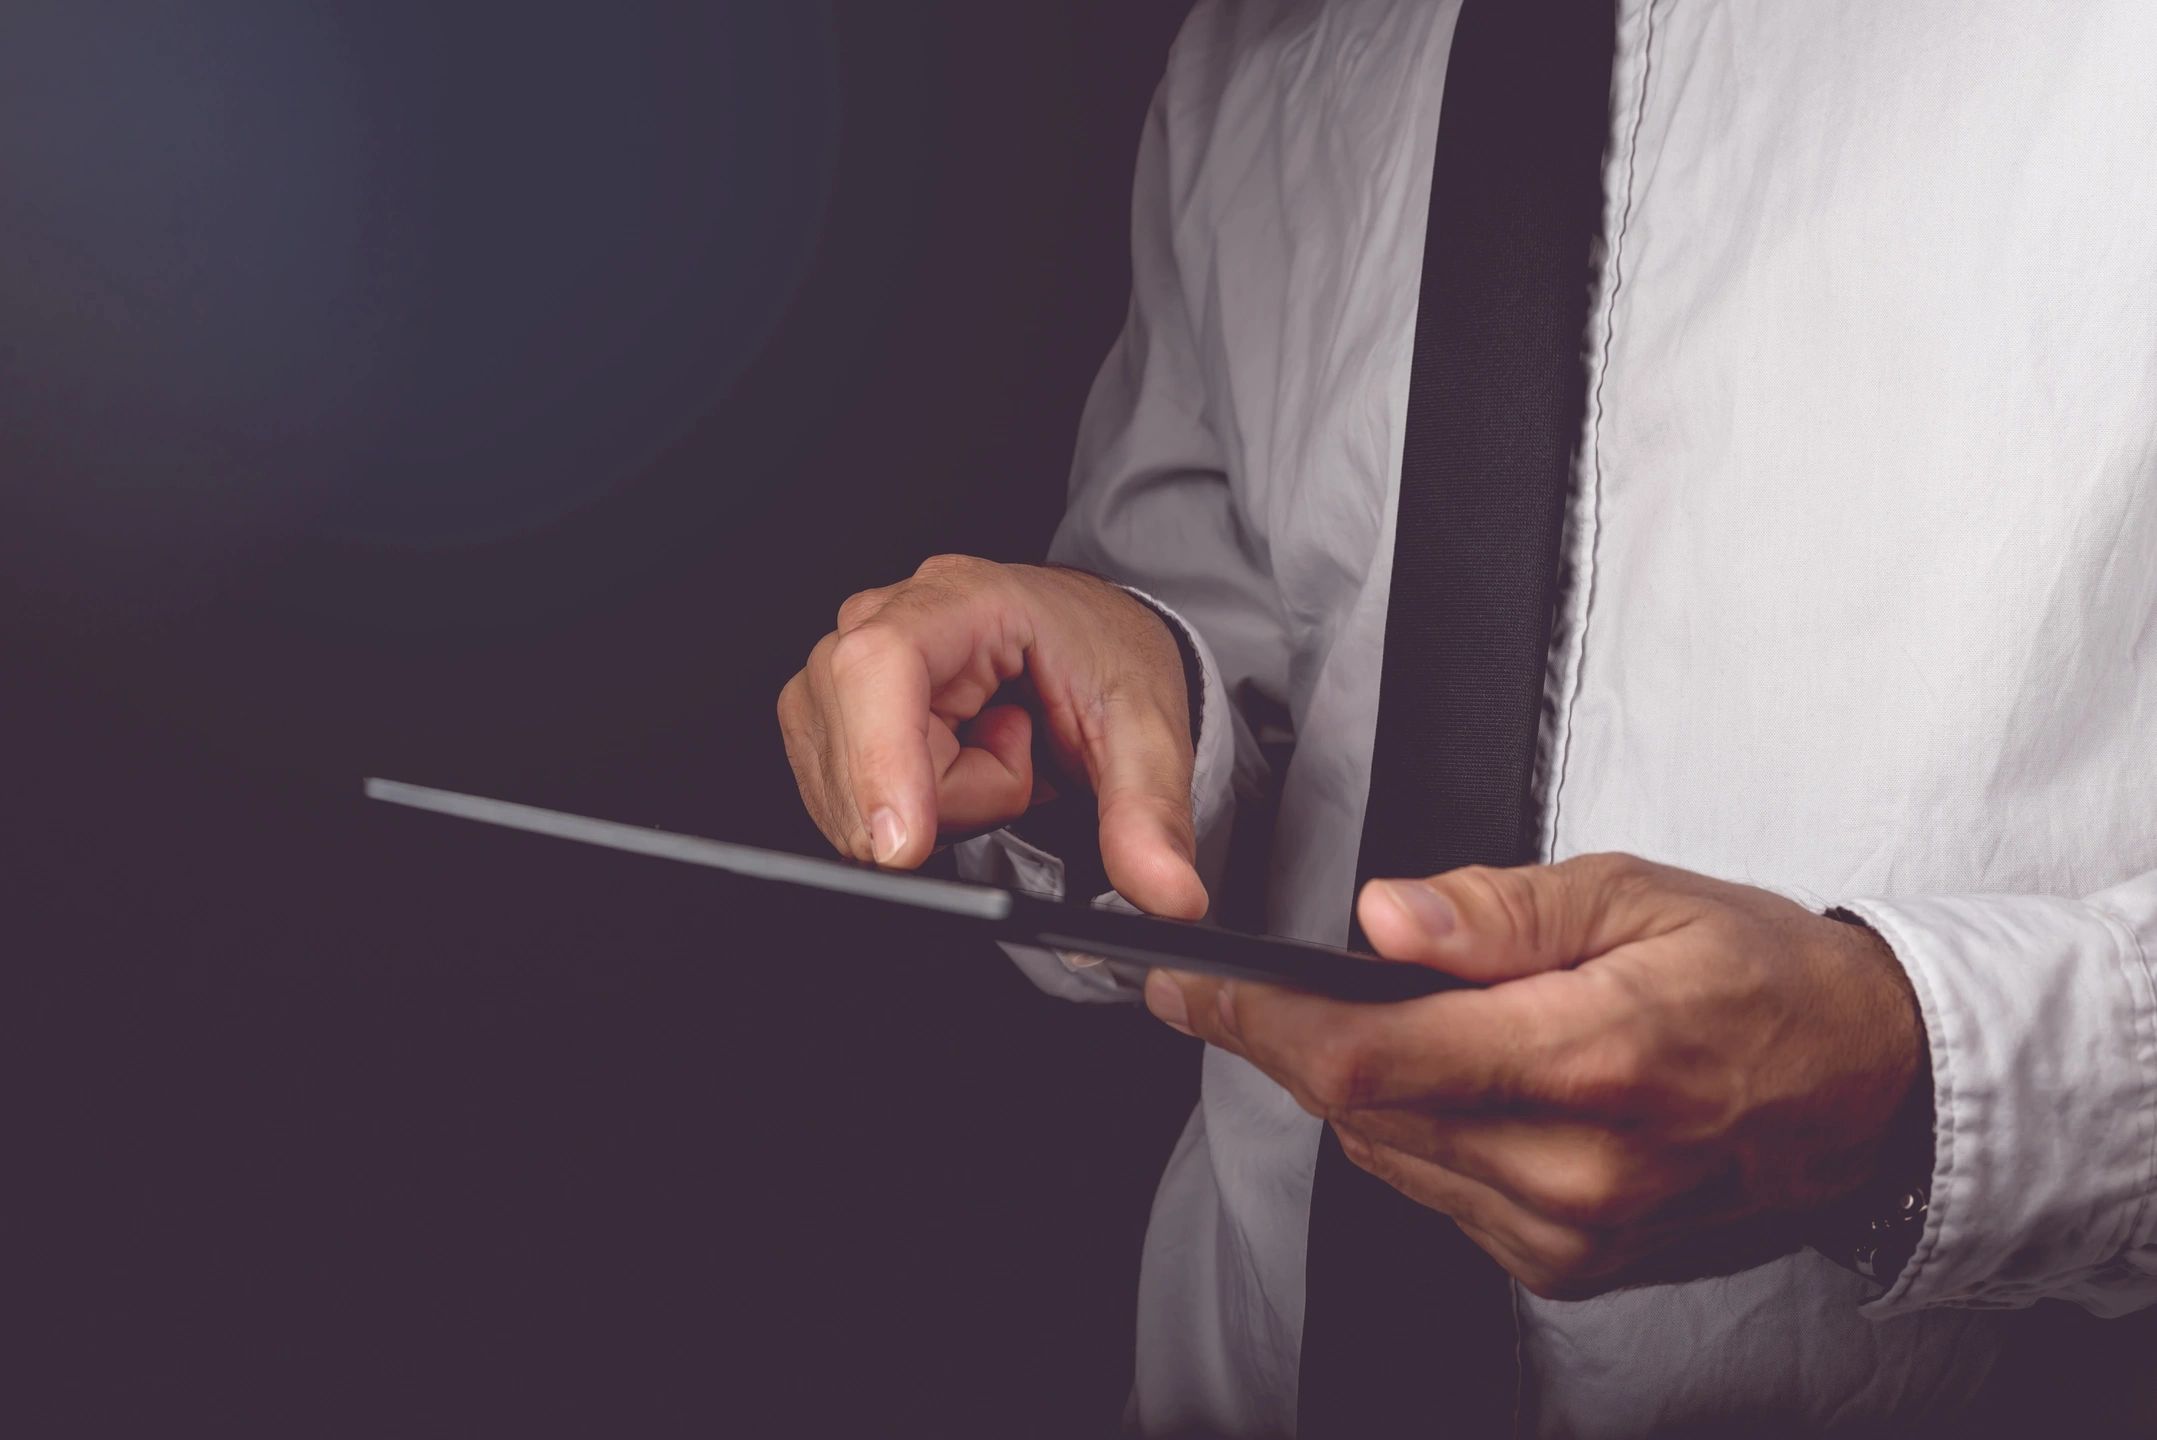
[1377,879,1457,938]
[869,808,907,865]
[1144,970,1193,1034]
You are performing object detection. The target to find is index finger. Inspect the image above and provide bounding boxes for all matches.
[822,581,1031,869]
[823,619,942,868]
[1185,964,1615,1116]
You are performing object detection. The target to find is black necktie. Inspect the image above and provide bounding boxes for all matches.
[1296,3,1616,1437]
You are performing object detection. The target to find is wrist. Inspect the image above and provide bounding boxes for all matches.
[1118,586,1206,749]
[1809,907,1936,1284]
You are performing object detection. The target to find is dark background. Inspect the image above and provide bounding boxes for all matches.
[6,2,1199,1433]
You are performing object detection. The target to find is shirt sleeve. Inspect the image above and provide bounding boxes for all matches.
[954,14,1291,1004]
[1845,867,2157,1318]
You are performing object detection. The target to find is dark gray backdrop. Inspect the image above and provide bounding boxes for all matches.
[5,2,1199,1433]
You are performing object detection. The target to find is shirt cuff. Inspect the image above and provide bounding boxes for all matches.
[1841,890,2157,1316]
[953,826,1141,1003]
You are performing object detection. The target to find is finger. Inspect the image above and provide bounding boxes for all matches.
[1336,1129,1610,1300]
[1333,1124,1502,1229]
[935,704,1037,832]
[786,632,887,859]
[826,570,1036,868]
[822,622,957,869]
[927,711,963,780]
[1355,852,1689,982]
[1184,969,1612,1112]
[1334,1110,1653,1230]
[799,560,1037,865]
[778,670,861,857]
[1142,968,1199,1037]
[1089,693,1207,920]
[1144,966,1228,1046]
[811,649,881,861]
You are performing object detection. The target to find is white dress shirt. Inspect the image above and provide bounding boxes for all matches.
[957,2,2157,1433]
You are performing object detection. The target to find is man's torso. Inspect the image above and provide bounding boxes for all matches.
[1124,1,2157,1433]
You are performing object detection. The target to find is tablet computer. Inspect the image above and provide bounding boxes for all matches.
[364,778,1465,1003]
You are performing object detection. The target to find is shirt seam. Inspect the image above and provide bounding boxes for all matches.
[1544,0,1658,857]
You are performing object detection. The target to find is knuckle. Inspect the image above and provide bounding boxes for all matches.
[913,552,985,581]
[1455,866,1551,951]
[1303,1037,1379,1117]
[825,622,896,684]
[1573,851,1641,885]
[1568,850,1658,910]
[1532,1151,1633,1229]
[835,589,884,631]
[1563,1028,1655,1110]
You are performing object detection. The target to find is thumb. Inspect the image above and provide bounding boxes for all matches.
[1354,853,1674,982]
[1089,706,1208,922]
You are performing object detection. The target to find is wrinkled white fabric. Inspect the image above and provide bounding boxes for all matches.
[956,1,2157,1433]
